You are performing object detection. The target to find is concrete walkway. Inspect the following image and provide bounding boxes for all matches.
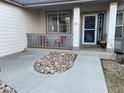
[0,51,108,93]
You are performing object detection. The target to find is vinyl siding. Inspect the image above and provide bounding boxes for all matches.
[0,2,27,57]
[118,2,124,11]
[0,1,42,57]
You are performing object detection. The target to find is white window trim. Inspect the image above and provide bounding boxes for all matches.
[115,12,124,39]
[47,11,71,34]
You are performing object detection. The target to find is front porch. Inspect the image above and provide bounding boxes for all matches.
[26,1,118,52]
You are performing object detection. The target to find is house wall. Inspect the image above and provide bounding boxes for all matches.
[117,3,124,11]
[39,11,46,34]
[36,2,110,34]
[28,2,110,48]
[80,2,109,12]
[26,10,43,33]
[0,1,42,57]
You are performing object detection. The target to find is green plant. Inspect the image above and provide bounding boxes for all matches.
[100,40,107,44]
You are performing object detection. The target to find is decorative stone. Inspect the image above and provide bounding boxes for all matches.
[0,81,17,93]
[34,52,77,74]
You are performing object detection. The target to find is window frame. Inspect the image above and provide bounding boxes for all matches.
[47,11,71,34]
[115,12,124,39]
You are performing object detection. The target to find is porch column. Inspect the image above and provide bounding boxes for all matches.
[73,7,80,50]
[107,2,118,52]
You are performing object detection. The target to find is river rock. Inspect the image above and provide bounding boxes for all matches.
[34,52,77,74]
[0,81,17,93]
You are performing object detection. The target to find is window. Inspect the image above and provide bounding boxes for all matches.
[115,13,123,39]
[97,14,104,42]
[47,12,71,33]
[48,13,58,33]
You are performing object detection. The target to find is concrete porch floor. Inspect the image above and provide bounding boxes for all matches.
[25,48,116,60]
[0,51,108,93]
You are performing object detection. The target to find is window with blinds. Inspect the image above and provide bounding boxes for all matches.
[115,13,123,39]
[47,12,71,34]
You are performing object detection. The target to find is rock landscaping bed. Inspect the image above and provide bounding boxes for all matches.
[116,53,124,65]
[0,81,17,93]
[34,52,77,74]
[102,59,124,93]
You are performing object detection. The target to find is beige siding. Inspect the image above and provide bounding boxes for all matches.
[0,1,42,57]
[80,2,109,12]
[0,2,27,57]
[118,2,124,11]
[26,10,44,33]
[39,11,46,34]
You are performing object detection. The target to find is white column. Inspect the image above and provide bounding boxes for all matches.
[107,2,118,52]
[73,7,80,50]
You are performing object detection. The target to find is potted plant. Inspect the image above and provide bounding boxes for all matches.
[100,40,107,48]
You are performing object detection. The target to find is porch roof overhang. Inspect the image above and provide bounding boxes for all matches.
[5,0,119,8]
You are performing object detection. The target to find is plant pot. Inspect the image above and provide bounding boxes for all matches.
[100,43,107,49]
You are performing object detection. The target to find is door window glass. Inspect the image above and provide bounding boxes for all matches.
[85,16,95,29]
[84,30,95,43]
[83,15,96,44]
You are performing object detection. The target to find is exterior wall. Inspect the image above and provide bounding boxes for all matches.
[80,2,109,12]
[39,11,46,34]
[38,6,73,34]
[31,1,124,51]
[29,2,110,49]
[117,2,124,11]
[37,2,110,35]
[26,10,42,33]
[0,1,42,57]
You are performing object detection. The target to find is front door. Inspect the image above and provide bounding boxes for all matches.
[82,14,97,45]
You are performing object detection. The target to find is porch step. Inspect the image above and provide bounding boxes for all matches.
[25,48,116,61]
[81,45,101,48]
